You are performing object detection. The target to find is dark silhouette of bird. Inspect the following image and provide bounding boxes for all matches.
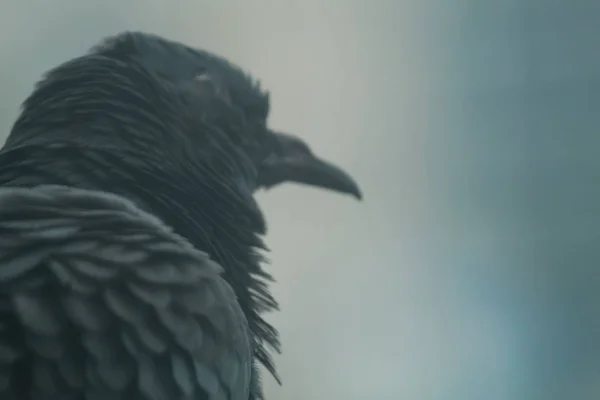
[0,31,361,400]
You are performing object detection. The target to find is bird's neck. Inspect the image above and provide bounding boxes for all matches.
[0,143,280,377]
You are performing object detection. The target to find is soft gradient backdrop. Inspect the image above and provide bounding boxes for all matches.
[1,1,599,399]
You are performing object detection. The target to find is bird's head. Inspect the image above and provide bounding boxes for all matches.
[92,32,361,200]
[9,31,361,200]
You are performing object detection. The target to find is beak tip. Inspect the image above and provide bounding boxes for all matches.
[345,180,363,201]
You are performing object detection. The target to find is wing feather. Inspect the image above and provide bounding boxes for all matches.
[0,185,251,400]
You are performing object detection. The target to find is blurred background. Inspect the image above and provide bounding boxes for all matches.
[1,1,599,399]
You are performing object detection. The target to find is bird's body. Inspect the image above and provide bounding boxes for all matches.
[0,31,361,400]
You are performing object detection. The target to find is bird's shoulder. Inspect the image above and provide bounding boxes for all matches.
[0,184,251,400]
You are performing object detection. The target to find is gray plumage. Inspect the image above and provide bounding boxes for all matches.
[0,31,361,400]
[0,185,250,400]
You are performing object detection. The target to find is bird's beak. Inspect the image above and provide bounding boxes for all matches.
[258,133,362,200]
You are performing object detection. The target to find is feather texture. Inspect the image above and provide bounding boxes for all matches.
[0,185,252,400]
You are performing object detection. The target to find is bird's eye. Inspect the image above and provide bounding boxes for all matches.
[193,71,231,104]
[194,72,212,84]
[193,72,217,92]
